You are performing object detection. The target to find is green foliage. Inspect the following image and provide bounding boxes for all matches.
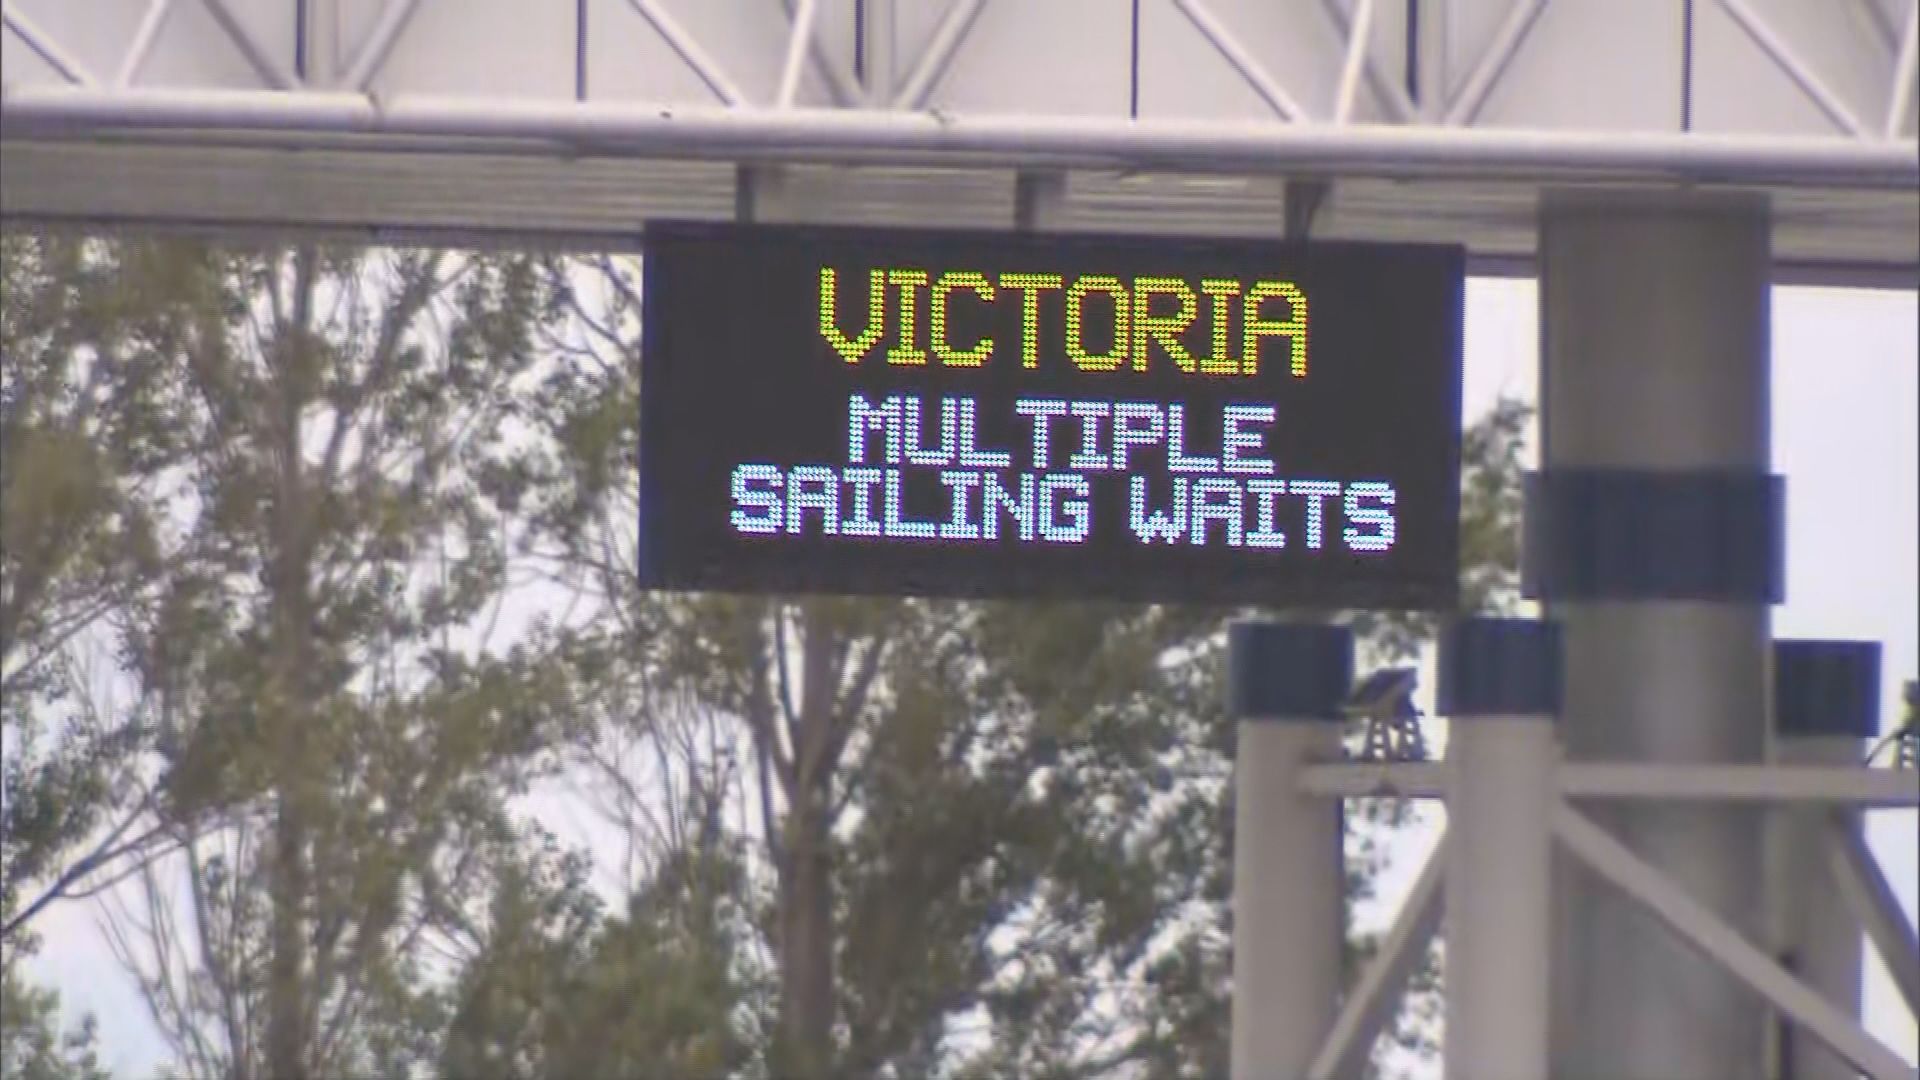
[2,234,173,948]
[1,235,1532,1079]
[441,831,765,1080]
[5,233,583,1080]
[0,973,110,1080]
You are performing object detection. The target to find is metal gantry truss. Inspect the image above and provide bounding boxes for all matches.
[2,0,1917,282]
[1293,742,1920,1079]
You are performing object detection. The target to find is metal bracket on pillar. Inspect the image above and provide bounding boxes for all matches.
[735,164,800,225]
[1284,178,1331,240]
[1014,171,1067,232]
[1345,666,1429,762]
[1879,681,1917,770]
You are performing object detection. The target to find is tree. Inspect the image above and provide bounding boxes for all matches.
[2,233,174,949]
[0,971,111,1080]
[438,818,766,1080]
[519,253,1533,1078]
[3,235,575,1080]
[4,234,1531,1075]
[4,233,184,1080]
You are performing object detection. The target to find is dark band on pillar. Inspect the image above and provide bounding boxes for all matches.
[1774,640,1881,738]
[1227,622,1352,722]
[1522,469,1784,603]
[1439,617,1562,718]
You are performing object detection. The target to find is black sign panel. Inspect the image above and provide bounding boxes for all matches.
[639,221,1463,608]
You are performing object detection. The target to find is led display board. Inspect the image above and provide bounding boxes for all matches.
[639,221,1463,609]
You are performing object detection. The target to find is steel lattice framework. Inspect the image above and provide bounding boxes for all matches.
[2,0,1916,281]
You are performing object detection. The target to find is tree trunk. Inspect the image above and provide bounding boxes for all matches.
[264,248,317,1080]
[776,797,836,1079]
[773,613,845,1079]
[265,795,310,1080]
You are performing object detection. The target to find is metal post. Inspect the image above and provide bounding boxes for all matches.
[1533,190,1781,1079]
[1768,640,1880,1080]
[301,0,339,87]
[1227,622,1350,1080]
[1439,617,1562,1080]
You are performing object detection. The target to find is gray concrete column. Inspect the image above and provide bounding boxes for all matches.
[1537,190,1775,1079]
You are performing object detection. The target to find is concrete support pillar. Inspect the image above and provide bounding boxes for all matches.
[1533,190,1781,1079]
[1767,640,1880,1080]
[1227,622,1351,1080]
[1440,618,1563,1080]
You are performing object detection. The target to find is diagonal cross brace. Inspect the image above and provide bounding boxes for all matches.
[1306,832,1448,1080]
[2,2,96,85]
[1825,812,1920,1015]
[1554,801,1912,1080]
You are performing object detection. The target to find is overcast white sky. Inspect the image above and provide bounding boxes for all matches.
[23,278,1919,1077]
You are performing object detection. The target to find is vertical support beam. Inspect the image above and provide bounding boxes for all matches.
[1767,640,1880,1080]
[1411,0,1449,120]
[862,0,897,107]
[1439,617,1562,1080]
[1227,622,1351,1080]
[1889,0,1918,138]
[302,0,340,87]
[736,164,803,225]
[1013,170,1067,232]
[1533,190,1781,1079]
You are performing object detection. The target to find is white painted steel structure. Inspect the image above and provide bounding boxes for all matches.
[1290,756,1920,1080]
[1231,712,1343,1078]
[4,2,1919,1077]
[0,0,1916,283]
[1444,711,1555,1080]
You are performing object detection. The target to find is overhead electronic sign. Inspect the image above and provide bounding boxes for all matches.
[639,221,1463,609]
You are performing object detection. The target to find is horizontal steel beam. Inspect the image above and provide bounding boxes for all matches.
[1295,762,1920,806]
[1297,762,1449,799]
[1561,764,1920,807]
[4,87,1916,189]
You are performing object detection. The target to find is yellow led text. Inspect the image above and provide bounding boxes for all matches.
[818,266,1309,377]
